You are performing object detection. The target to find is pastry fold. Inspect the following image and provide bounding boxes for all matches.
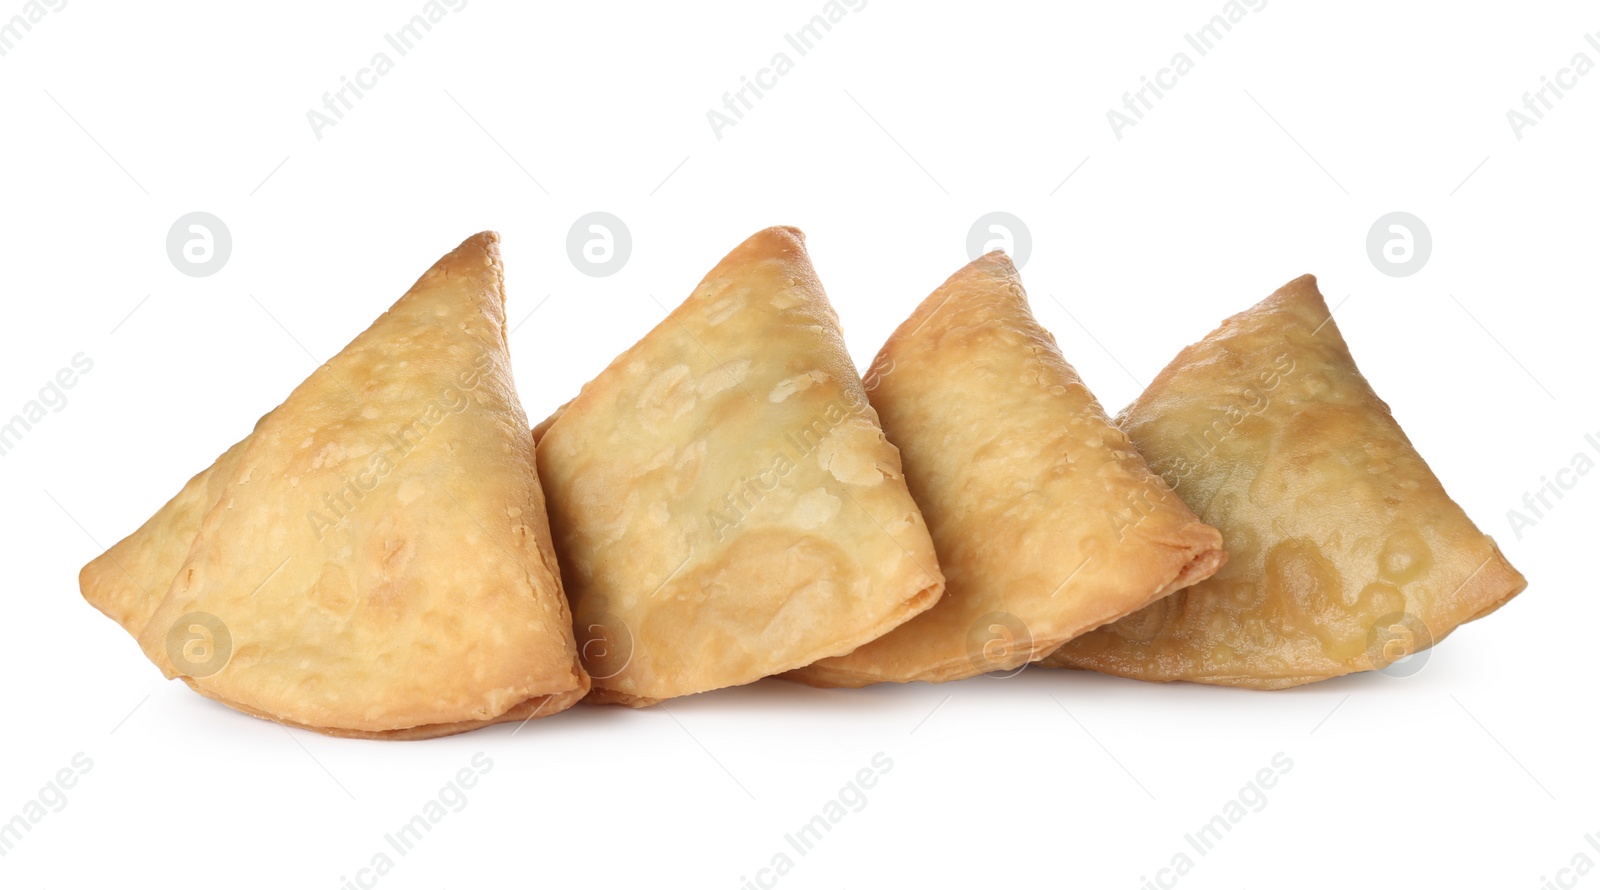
[788,253,1225,686]
[80,233,588,738]
[1042,275,1527,687]
[534,226,943,706]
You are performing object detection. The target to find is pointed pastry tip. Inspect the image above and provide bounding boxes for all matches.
[436,231,502,269]
[739,225,807,256]
[701,226,816,283]
[757,224,804,242]
[1264,273,1324,309]
[965,249,1018,277]
[458,230,501,260]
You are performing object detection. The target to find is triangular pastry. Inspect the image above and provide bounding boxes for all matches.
[80,233,589,738]
[1042,275,1527,687]
[533,226,944,706]
[788,252,1226,686]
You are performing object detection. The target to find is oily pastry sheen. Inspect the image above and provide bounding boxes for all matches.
[79,233,589,738]
[1042,275,1527,687]
[534,226,944,706]
[788,252,1226,686]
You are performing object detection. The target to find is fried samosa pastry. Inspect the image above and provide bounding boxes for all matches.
[79,232,589,738]
[787,252,1225,686]
[534,226,944,706]
[1042,275,1527,687]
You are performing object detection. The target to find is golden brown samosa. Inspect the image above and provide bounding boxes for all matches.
[787,252,1225,686]
[1042,275,1527,687]
[534,226,943,706]
[80,233,589,738]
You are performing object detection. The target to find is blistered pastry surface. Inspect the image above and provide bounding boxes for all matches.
[791,252,1224,685]
[80,233,587,734]
[1046,275,1526,686]
[537,227,943,703]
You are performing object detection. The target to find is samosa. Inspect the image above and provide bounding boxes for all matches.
[789,252,1226,686]
[1042,275,1527,687]
[80,233,589,738]
[533,226,943,706]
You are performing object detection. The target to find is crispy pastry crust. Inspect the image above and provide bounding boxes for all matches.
[1042,275,1527,687]
[535,226,944,706]
[80,233,588,736]
[788,252,1225,686]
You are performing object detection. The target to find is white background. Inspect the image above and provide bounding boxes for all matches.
[1,1,1594,886]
